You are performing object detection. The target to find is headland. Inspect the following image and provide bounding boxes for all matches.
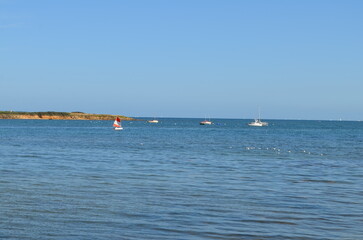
[0,111,134,120]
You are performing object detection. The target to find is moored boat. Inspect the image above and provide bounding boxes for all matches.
[148,119,159,123]
[248,119,268,127]
[113,117,123,130]
[248,108,268,127]
[200,120,212,125]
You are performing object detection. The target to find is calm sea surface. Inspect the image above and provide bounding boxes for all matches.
[1,119,362,240]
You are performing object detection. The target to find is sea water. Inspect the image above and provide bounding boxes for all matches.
[0,119,362,240]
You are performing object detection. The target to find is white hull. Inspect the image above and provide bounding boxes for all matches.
[148,120,159,123]
[248,122,263,127]
[200,121,212,125]
[248,119,268,127]
[114,127,123,130]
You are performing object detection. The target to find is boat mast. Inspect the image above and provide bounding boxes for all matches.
[258,107,261,121]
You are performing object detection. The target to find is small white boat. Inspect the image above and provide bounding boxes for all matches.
[113,117,123,130]
[200,120,212,125]
[148,119,159,123]
[248,119,268,127]
[248,108,268,127]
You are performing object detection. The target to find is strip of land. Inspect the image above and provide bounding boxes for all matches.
[0,111,134,120]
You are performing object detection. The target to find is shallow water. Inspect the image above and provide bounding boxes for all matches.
[1,119,362,239]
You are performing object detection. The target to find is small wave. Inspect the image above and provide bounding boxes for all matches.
[16,154,41,158]
[301,179,351,184]
[240,219,297,225]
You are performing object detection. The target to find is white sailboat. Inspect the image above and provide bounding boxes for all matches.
[200,120,212,125]
[248,119,268,127]
[148,119,159,123]
[248,108,268,127]
[200,117,212,125]
[113,117,123,130]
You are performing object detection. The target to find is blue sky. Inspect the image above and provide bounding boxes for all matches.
[1,0,362,120]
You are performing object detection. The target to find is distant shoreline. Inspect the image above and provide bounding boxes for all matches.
[0,111,135,121]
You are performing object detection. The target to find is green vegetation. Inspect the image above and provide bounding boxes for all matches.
[0,111,133,120]
[0,111,70,117]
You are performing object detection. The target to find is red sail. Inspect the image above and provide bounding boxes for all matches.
[113,117,121,127]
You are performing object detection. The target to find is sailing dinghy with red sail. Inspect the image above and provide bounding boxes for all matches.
[113,117,123,130]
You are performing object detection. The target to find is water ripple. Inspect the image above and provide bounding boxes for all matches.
[1,119,363,239]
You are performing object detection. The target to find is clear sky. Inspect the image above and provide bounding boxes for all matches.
[1,0,362,120]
